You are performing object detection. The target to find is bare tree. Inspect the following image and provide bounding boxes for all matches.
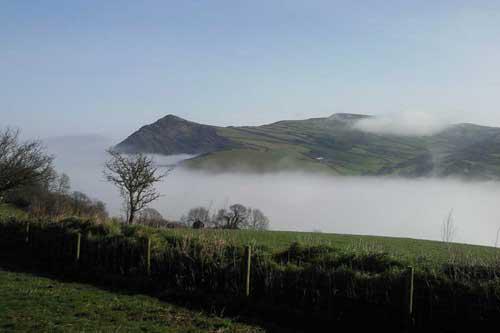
[208,204,271,230]
[441,209,457,244]
[181,206,210,227]
[104,150,167,224]
[138,207,163,221]
[212,204,250,229]
[54,173,71,195]
[50,172,71,216]
[71,191,92,215]
[248,208,270,230]
[137,208,166,228]
[0,128,54,201]
[210,209,226,229]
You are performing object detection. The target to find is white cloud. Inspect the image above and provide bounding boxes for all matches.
[353,111,451,136]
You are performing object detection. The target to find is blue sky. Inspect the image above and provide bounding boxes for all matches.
[2,0,500,140]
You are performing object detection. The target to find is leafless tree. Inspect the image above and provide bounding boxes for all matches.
[441,209,457,244]
[181,206,211,227]
[0,128,54,201]
[137,208,166,228]
[104,149,168,224]
[49,172,71,215]
[54,173,71,195]
[138,207,163,221]
[212,204,250,229]
[248,208,270,230]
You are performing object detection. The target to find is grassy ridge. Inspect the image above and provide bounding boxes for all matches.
[117,113,500,178]
[182,116,500,178]
[0,269,264,332]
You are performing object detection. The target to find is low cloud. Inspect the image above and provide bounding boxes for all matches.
[44,134,500,247]
[147,154,197,168]
[353,112,451,136]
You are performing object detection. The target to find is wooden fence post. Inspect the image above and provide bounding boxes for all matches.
[146,237,151,276]
[244,245,252,297]
[75,233,81,263]
[405,266,415,328]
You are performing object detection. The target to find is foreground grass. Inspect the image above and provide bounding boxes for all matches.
[0,268,265,333]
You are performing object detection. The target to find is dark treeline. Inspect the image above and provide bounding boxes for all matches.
[0,127,108,220]
[6,178,108,221]
[133,204,270,230]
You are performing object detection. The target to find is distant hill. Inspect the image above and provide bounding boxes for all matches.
[116,114,500,179]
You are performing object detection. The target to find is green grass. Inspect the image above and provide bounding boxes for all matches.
[153,228,499,267]
[0,204,27,219]
[2,217,500,329]
[185,149,338,174]
[198,118,430,175]
[0,268,265,333]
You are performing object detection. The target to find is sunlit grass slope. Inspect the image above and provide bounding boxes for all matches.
[0,268,264,333]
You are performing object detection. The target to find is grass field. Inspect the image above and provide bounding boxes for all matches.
[2,216,500,330]
[154,228,499,267]
[0,204,27,219]
[0,268,266,333]
[0,202,496,267]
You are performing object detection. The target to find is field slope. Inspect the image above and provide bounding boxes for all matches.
[0,268,264,333]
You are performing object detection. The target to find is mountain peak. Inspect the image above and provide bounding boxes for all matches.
[157,114,190,123]
[116,114,232,155]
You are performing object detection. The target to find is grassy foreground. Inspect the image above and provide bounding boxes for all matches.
[0,268,264,333]
[2,216,500,330]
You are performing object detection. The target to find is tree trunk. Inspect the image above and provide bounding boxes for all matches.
[128,210,135,225]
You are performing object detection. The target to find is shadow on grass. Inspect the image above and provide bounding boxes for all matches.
[0,252,322,333]
[6,250,491,333]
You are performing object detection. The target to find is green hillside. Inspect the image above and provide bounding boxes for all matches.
[0,269,264,332]
[117,114,500,179]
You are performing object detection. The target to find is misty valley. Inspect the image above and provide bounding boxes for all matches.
[45,128,500,248]
[3,113,500,331]
[4,2,500,331]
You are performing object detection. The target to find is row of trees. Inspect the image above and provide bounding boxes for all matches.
[131,204,270,230]
[180,205,269,230]
[102,146,270,230]
[0,128,108,220]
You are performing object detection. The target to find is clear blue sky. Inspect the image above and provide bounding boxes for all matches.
[2,0,500,140]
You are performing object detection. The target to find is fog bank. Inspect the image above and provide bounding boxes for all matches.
[354,111,451,136]
[45,135,500,247]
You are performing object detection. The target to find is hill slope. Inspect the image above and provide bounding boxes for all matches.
[116,114,500,179]
[0,269,264,332]
[117,115,237,155]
